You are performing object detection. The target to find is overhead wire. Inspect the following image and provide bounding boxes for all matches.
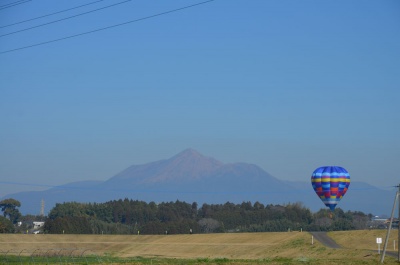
[0,0,24,8]
[0,0,30,11]
[0,0,107,29]
[0,0,133,38]
[0,0,26,8]
[0,0,216,54]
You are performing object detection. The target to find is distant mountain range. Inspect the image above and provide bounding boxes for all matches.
[2,149,395,216]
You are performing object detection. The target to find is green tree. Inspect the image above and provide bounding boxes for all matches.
[48,202,91,219]
[44,216,93,234]
[0,198,21,224]
[0,216,15,233]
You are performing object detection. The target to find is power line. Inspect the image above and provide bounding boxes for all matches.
[0,0,106,29]
[0,0,133,38]
[0,0,216,54]
[0,0,23,8]
[0,0,30,11]
[0,0,26,8]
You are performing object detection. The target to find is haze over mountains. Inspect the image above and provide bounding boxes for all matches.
[2,149,394,216]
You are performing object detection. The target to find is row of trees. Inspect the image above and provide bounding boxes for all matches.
[43,199,373,234]
[0,198,374,234]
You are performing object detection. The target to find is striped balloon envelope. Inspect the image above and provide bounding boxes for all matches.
[311,166,350,211]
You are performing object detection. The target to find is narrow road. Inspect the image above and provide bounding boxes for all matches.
[309,232,341,249]
[310,232,398,260]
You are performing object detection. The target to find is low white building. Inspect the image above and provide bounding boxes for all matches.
[33,221,45,229]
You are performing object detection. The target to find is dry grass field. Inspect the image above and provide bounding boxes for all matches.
[329,230,398,252]
[0,230,399,264]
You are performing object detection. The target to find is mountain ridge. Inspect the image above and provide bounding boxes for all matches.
[1,149,395,216]
[108,148,223,184]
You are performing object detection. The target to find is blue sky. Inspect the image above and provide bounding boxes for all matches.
[1,0,399,197]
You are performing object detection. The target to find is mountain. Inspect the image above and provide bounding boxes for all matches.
[2,149,396,216]
[109,149,223,183]
[97,148,293,206]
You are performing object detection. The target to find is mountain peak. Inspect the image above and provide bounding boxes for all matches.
[171,148,213,161]
[175,148,201,156]
[109,149,224,183]
[160,148,223,181]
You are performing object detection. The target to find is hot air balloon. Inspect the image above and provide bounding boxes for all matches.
[311,166,350,211]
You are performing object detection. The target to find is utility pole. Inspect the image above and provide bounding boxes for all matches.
[380,185,399,263]
[393,184,400,262]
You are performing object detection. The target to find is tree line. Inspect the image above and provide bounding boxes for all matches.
[41,199,373,234]
[0,198,374,234]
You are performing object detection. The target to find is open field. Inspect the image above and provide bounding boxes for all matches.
[0,230,399,264]
[329,230,398,252]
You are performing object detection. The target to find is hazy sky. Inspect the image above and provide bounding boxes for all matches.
[1,0,399,198]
